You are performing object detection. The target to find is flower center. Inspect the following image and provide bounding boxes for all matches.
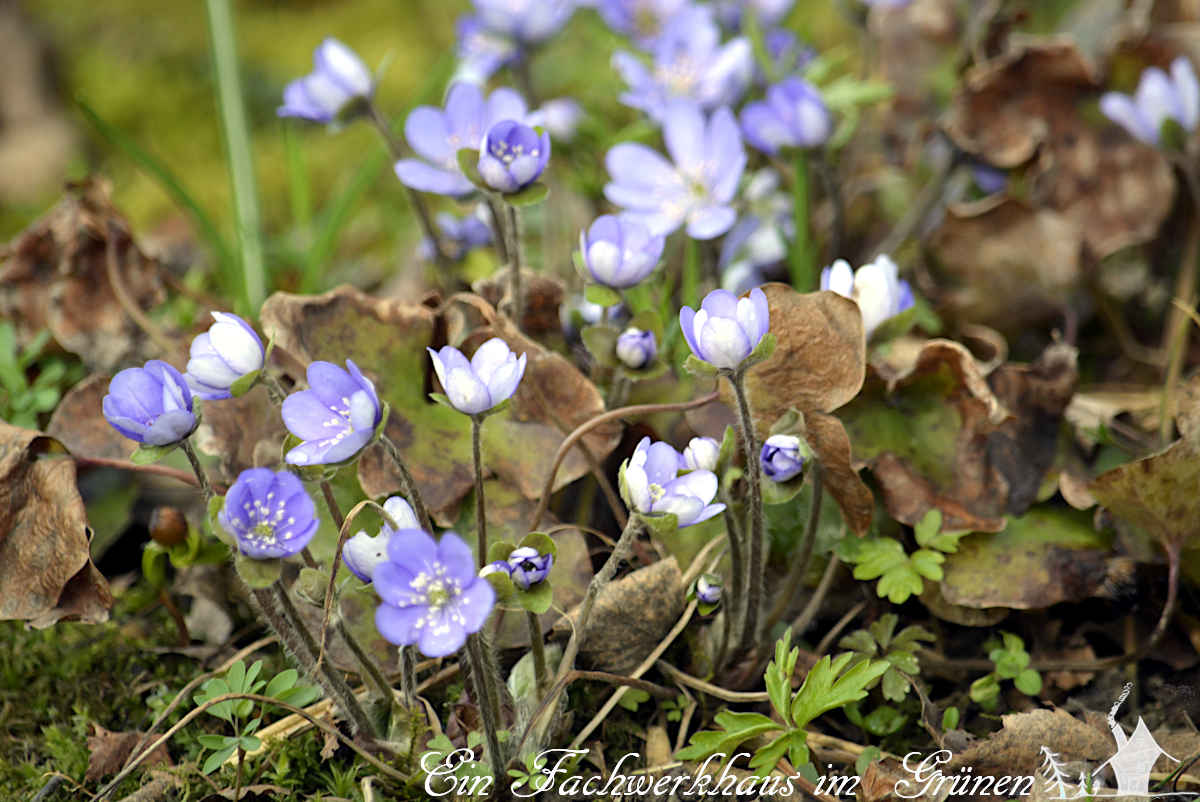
[648,482,667,503]
[490,138,539,165]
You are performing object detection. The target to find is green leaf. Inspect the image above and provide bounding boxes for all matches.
[142,543,169,590]
[942,706,960,731]
[856,746,882,777]
[487,540,518,564]
[519,531,557,560]
[742,331,777,368]
[914,508,970,554]
[838,630,877,656]
[229,369,260,397]
[683,353,718,378]
[585,284,622,308]
[868,613,899,649]
[887,650,919,675]
[787,729,811,773]
[516,581,553,614]
[265,669,299,699]
[483,570,517,603]
[234,554,282,589]
[969,673,1001,708]
[580,324,619,366]
[789,653,891,730]
[881,668,910,702]
[748,733,790,777]
[909,549,945,582]
[506,182,549,206]
[891,625,936,650]
[197,734,235,750]
[765,632,798,727]
[277,683,322,708]
[618,688,650,712]
[1014,669,1042,696]
[862,705,906,736]
[203,744,237,775]
[868,305,919,345]
[635,511,679,540]
[238,734,262,751]
[129,443,178,464]
[848,538,925,603]
[675,710,779,763]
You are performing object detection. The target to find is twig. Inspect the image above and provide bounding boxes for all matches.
[72,455,206,489]
[813,599,865,657]
[877,145,959,256]
[790,554,842,641]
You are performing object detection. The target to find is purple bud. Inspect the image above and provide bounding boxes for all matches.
[615,327,657,369]
[278,38,374,123]
[694,573,722,605]
[184,311,265,400]
[506,546,553,589]
[102,360,197,446]
[760,434,805,482]
[739,77,831,155]
[682,436,720,472]
[581,215,664,289]
[477,119,550,193]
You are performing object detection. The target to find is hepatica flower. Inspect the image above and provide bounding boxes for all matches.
[184,311,265,400]
[505,546,553,589]
[278,38,373,123]
[374,529,495,657]
[477,119,550,193]
[103,360,197,446]
[395,82,532,196]
[1101,56,1199,145]
[694,573,722,605]
[616,327,657,369]
[681,436,720,472]
[598,0,689,49]
[472,0,574,45]
[622,437,725,526]
[740,77,831,155]
[581,214,665,288]
[680,287,770,370]
[342,496,421,583]
[282,359,381,466]
[453,15,520,85]
[219,468,318,559]
[605,100,746,238]
[821,255,914,339]
[613,5,752,122]
[760,434,805,482]
[419,209,493,262]
[428,337,527,415]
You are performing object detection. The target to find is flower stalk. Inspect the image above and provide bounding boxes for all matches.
[504,202,525,329]
[378,433,434,533]
[765,467,823,632]
[727,367,766,649]
[526,610,549,697]
[472,415,488,570]
[465,632,507,775]
[179,438,215,502]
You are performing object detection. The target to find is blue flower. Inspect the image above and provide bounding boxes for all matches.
[680,287,770,370]
[612,6,752,122]
[342,496,421,583]
[184,311,265,401]
[739,77,831,155]
[453,15,520,85]
[714,0,794,29]
[102,360,197,446]
[597,0,689,48]
[219,468,319,559]
[605,100,746,238]
[477,119,550,193]
[419,209,494,262]
[530,97,584,142]
[620,436,725,527]
[820,255,914,339]
[616,327,657,369]
[505,546,553,589]
[374,529,496,657]
[281,359,382,466]
[1101,57,1200,145]
[278,38,374,123]
[718,168,792,292]
[581,214,665,288]
[394,82,532,197]
[472,0,573,45]
[428,337,527,416]
[760,434,804,482]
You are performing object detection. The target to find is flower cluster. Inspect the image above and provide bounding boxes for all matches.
[621,436,725,527]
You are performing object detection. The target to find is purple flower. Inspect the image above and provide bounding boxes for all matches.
[612,5,753,122]
[760,434,804,481]
[530,97,584,141]
[740,77,831,155]
[605,100,746,238]
[616,327,657,369]
[472,0,574,44]
[581,214,665,288]
[479,560,511,578]
[694,573,722,605]
[394,82,532,197]
[278,38,374,123]
[506,546,553,589]
[342,496,421,582]
[477,119,550,193]
[102,360,197,446]
[184,311,265,400]
[454,15,520,85]
[971,163,1007,195]
[597,0,689,48]
[681,436,720,472]
[428,337,527,415]
[714,0,794,29]
[620,436,725,526]
[820,255,914,339]
[419,209,494,262]
[1101,57,1200,145]
[759,29,814,84]
[219,468,319,559]
[282,359,381,466]
[374,529,496,657]
[718,169,791,291]
[680,287,770,369]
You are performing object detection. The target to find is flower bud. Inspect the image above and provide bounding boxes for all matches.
[184,311,265,400]
[760,434,805,482]
[506,546,553,589]
[581,214,664,289]
[615,327,656,369]
[477,120,550,193]
[681,436,721,472]
[694,573,722,605]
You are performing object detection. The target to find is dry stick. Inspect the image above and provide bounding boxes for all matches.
[379,433,434,533]
[790,555,842,642]
[813,599,867,657]
[764,469,823,632]
[876,145,959,256]
[527,391,721,531]
[94,693,409,800]
[104,221,176,356]
[72,455,202,488]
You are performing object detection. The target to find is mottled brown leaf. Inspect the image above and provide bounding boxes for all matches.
[803,411,875,536]
[46,373,132,461]
[473,268,564,336]
[0,421,111,626]
[86,724,171,781]
[1090,436,1200,553]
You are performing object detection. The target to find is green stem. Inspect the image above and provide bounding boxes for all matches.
[472,415,488,569]
[527,610,549,697]
[1160,161,1200,445]
[486,197,509,263]
[203,0,265,312]
[235,745,244,802]
[319,479,345,530]
[379,434,434,533]
[179,438,215,503]
[789,150,815,292]
[727,369,765,650]
[504,203,525,330]
[764,468,823,632]
[465,633,507,776]
[682,236,700,308]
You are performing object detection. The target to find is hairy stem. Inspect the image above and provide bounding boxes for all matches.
[379,433,434,532]
[319,478,345,530]
[179,438,215,502]
[716,494,745,671]
[527,610,549,698]
[504,203,525,330]
[465,633,507,776]
[472,415,488,569]
[728,370,765,650]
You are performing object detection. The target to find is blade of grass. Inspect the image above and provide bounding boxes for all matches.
[204,0,265,313]
[76,99,235,292]
[283,122,312,239]
[305,148,390,291]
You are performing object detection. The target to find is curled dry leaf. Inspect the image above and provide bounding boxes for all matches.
[803,411,875,537]
[1090,435,1200,555]
[946,708,1114,785]
[472,268,564,336]
[46,372,132,460]
[260,285,618,522]
[553,557,683,675]
[0,421,111,627]
[0,177,170,372]
[86,723,171,781]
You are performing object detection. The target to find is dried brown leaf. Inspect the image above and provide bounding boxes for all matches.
[86,724,171,781]
[46,373,132,461]
[472,268,564,336]
[803,411,875,536]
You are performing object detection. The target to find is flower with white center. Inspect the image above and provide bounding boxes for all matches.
[760,434,805,482]
[476,119,551,193]
[820,255,914,339]
[694,573,722,605]
[342,496,421,583]
[679,287,770,370]
[681,436,720,472]
[277,38,374,124]
[374,529,495,657]
[219,468,318,559]
[620,436,725,527]
[428,338,527,416]
[281,359,382,466]
[184,311,265,400]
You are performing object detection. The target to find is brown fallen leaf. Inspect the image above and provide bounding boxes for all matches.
[803,411,875,537]
[473,267,564,336]
[0,421,111,626]
[947,708,1113,782]
[0,177,172,372]
[86,723,171,781]
[46,373,133,461]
